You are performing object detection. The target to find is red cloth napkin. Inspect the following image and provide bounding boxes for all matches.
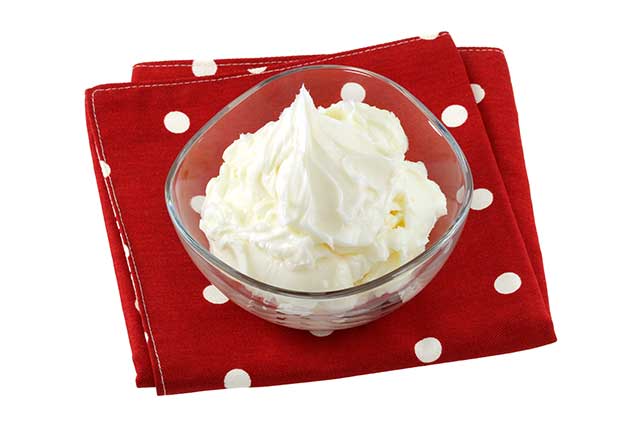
[85,33,555,395]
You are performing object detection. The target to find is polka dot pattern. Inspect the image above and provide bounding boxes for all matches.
[99,160,111,178]
[224,368,251,388]
[190,195,206,214]
[414,337,442,363]
[309,330,333,337]
[203,284,229,304]
[164,111,190,134]
[399,283,420,302]
[87,41,547,397]
[494,272,522,294]
[441,105,468,127]
[191,59,218,77]
[248,66,267,74]
[470,83,485,103]
[419,32,440,40]
[471,188,494,210]
[341,82,366,103]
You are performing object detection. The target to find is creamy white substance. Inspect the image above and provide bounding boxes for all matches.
[200,86,446,292]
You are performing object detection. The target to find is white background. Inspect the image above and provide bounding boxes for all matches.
[2,1,639,425]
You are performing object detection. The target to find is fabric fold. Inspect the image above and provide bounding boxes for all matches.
[85,33,555,395]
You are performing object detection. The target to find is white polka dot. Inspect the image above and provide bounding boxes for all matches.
[248,66,267,74]
[190,195,206,214]
[494,272,522,294]
[203,284,229,304]
[456,186,465,204]
[471,188,494,210]
[399,283,420,302]
[164,111,190,134]
[144,331,149,341]
[419,32,440,40]
[441,105,468,127]
[309,330,333,337]
[341,82,366,103]
[470,83,485,103]
[414,337,442,363]
[191,59,218,77]
[224,368,251,388]
[99,160,111,178]
[134,299,140,312]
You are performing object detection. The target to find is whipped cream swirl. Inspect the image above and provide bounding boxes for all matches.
[200,86,446,292]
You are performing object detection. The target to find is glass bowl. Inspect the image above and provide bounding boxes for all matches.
[166,65,473,331]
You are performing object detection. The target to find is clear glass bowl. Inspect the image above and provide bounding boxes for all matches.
[166,65,473,331]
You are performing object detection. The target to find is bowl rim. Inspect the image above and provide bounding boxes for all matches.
[165,64,473,299]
